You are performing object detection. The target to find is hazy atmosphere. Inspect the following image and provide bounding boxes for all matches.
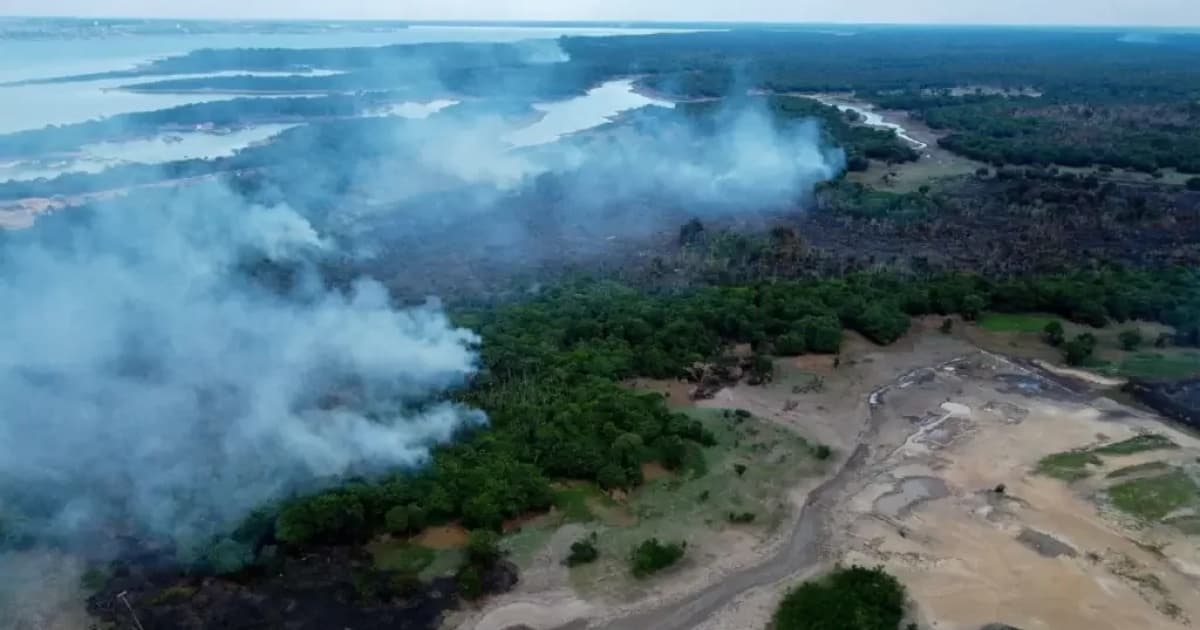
[4,6,1200,630]
[3,0,1200,26]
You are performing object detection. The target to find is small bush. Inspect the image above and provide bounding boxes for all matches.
[629,538,686,578]
[813,444,833,460]
[1119,329,1144,351]
[728,511,757,524]
[1043,321,1065,346]
[1063,333,1097,366]
[565,533,599,567]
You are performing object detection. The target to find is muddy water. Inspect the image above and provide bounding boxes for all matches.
[874,477,950,518]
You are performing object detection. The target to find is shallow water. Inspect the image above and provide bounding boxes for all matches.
[0,124,298,182]
[502,79,673,148]
[0,25,690,134]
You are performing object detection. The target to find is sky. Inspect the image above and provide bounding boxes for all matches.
[3,0,1199,27]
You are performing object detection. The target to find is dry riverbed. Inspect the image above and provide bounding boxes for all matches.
[463,324,1200,630]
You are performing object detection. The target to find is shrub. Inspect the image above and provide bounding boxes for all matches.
[728,511,757,524]
[456,565,483,600]
[466,530,503,567]
[629,538,686,577]
[1063,332,1098,366]
[565,533,599,566]
[1043,321,1065,346]
[1119,329,1144,351]
[813,444,833,460]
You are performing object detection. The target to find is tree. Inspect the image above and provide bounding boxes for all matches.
[456,565,483,600]
[774,332,808,356]
[276,492,366,546]
[466,530,502,567]
[597,463,627,490]
[629,538,686,577]
[773,565,905,630]
[961,295,986,321]
[801,315,843,353]
[1119,329,1143,351]
[678,218,706,245]
[1043,321,1065,346]
[846,154,870,172]
[385,505,425,535]
[1063,333,1097,366]
[206,538,254,575]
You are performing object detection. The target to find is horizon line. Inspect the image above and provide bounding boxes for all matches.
[1,16,1199,30]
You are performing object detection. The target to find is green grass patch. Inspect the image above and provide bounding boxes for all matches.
[1036,451,1103,481]
[1107,461,1172,479]
[569,408,827,596]
[551,483,608,523]
[1093,434,1178,456]
[979,313,1060,333]
[367,540,436,574]
[1116,352,1200,380]
[1109,470,1200,521]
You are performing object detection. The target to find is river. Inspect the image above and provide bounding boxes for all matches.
[804,94,929,150]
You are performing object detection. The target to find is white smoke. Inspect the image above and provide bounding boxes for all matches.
[0,184,484,545]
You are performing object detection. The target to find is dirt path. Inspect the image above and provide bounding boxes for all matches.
[568,361,952,630]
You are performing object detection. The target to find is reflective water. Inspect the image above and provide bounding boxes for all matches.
[0,124,297,182]
[0,25,691,134]
[503,79,673,148]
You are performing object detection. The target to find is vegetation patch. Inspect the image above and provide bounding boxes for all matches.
[1117,352,1200,381]
[565,532,600,567]
[772,565,906,630]
[565,408,825,594]
[1092,434,1178,456]
[1106,461,1172,479]
[1036,451,1103,481]
[551,484,606,524]
[1109,470,1200,521]
[629,538,686,578]
[367,540,436,574]
[979,312,1060,333]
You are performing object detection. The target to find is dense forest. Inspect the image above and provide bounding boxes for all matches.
[565,29,1200,173]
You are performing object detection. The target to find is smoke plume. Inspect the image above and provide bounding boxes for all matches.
[0,184,484,548]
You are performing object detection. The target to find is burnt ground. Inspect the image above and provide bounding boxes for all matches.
[1127,378,1200,430]
[335,169,1200,302]
[88,548,517,630]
